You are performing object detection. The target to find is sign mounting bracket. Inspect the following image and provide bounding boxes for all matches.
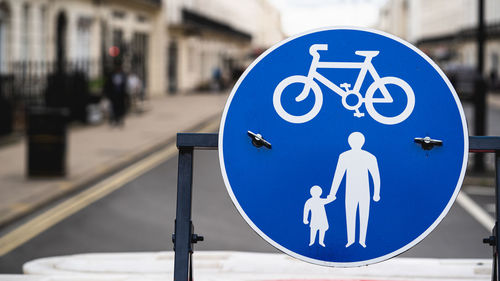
[172,133,500,281]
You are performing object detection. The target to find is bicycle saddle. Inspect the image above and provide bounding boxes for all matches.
[355,51,380,57]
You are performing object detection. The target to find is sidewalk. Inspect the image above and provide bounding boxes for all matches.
[0,92,229,228]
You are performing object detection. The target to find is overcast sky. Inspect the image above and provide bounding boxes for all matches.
[268,0,388,36]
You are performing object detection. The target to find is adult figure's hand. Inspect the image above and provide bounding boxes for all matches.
[373,194,380,202]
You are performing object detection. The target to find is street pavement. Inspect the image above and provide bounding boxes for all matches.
[0,148,494,273]
[0,93,500,274]
[0,92,229,228]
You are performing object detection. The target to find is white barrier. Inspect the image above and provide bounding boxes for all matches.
[7,251,491,281]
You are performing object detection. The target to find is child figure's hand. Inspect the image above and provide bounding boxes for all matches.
[303,219,309,224]
[327,194,336,201]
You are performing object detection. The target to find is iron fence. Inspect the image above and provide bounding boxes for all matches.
[0,60,103,136]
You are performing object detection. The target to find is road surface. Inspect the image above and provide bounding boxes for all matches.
[0,101,498,273]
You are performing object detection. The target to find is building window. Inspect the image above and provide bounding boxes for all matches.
[188,46,195,72]
[40,5,47,61]
[402,0,408,10]
[112,10,125,19]
[492,53,499,77]
[113,29,123,48]
[0,2,10,72]
[136,14,148,23]
[76,17,92,61]
[21,4,30,61]
[131,32,149,85]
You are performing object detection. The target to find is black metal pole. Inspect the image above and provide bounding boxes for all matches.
[173,147,194,281]
[474,0,487,172]
[495,152,500,281]
[172,133,217,281]
[478,0,485,77]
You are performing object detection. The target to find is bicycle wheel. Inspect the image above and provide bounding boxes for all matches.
[273,75,323,123]
[365,77,415,125]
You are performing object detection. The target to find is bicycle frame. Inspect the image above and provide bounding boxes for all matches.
[273,44,415,125]
[297,47,393,104]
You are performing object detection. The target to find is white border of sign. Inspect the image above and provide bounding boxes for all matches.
[218,26,469,267]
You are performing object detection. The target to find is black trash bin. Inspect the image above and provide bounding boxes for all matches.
[27,107,69,177]
[0,95,13,136]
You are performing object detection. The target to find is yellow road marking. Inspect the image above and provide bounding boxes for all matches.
[0,120,219,256]
[8,203,31,213]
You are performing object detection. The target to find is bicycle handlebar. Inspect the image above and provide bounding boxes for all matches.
[309,44,328,56]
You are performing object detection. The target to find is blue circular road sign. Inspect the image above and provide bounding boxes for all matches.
[219,27,468,267]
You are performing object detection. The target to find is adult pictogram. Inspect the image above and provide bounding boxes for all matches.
[328,132,380,248]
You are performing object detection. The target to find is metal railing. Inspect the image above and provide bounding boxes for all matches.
[0,60,102,135]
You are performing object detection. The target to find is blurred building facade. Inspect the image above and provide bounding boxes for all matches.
[0,0,283,136]
[165,0,283,93]
[0,0,165,98]
[0,0,283,99]
[377,0,500,76]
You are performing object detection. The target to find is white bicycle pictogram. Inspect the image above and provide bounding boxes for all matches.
[273,44,415,125]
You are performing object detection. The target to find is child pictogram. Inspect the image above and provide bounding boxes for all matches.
[303,185,335,247]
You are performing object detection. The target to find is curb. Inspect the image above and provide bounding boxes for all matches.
[0,113,222,229]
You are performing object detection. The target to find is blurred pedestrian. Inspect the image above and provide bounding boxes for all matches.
[105,62,128,127]
[212,67,223,91]
[127,72,144,112]
[490,68,498,91]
